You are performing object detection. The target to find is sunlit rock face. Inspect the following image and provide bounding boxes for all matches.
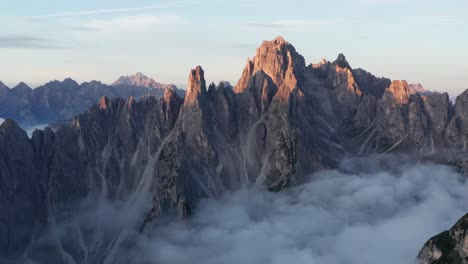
[2,36,468,263]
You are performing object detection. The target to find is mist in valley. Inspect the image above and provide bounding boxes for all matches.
[17,156,468,264]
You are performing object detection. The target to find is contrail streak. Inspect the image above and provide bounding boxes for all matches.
[31,2,185,18]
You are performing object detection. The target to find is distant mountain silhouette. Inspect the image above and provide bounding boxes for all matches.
[0,74,184,126]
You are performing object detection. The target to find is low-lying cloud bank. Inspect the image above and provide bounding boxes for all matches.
[135,157,468,264]
[20,156,468,264]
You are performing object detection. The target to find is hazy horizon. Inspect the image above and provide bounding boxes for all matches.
[1,0,467,96]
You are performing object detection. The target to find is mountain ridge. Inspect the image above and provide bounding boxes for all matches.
[0,75,185,127]
[0,36,467,263]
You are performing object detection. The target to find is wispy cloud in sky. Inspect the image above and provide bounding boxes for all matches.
[0,35,65,49]
[245,19,349,29]
[64,25,100,32]
[31,2,186,18]
[358,0,408,6]
[87,15,182,32]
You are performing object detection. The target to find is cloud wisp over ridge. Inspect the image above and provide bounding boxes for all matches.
[245,18,349,29]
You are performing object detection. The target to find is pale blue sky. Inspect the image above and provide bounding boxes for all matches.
[0,0,467,95]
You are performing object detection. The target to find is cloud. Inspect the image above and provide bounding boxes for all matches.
[0,35,66,49]
[87,15,182,32]
[64,25,100,32]
[135,157,468,264]
[31,2,186,18]
[358,0,408,6]
[245,19,348,29]
[18,156,468,263]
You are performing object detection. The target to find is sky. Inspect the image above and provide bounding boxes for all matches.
[0,0,467,96]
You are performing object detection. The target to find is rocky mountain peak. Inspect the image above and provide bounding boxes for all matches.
[184,66,206,105]
[44,78,80,90]
[0,119,27,138]
[235,36,305,93]
[112,72,166,89]
[352,68,391,98]
[408,83,434,96]
[319,58,328,65]
[333,53,351,69]
[385,80,410,104]
[11,82,32,96]
[273,35,287,45]
[62,78,79,88]
[13,82,31,90]
[0,81,9,89]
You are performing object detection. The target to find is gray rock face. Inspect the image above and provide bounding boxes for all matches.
[0,36,467,262]
[418,213,468,264]
[353,68,391,98]
[0,120,46,257]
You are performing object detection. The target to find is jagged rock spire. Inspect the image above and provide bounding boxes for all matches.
[333,53,351,68]
[184,66,206,105]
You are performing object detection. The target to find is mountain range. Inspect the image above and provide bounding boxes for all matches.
[0,73,184,127]
[0,36,466,263]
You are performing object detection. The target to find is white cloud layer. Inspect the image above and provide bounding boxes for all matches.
[135,157,468,264]
[20,156,468,264]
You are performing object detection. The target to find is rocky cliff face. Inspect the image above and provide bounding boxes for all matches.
[418,214,468,264]
[0,76,184,127]
[0,36,467,263]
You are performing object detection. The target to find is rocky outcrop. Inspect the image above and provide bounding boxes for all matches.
[310,54,363,120]
[418,213,468,264]
[353,68,391,98]
[339,79,454,155]
[0,120,46,257]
